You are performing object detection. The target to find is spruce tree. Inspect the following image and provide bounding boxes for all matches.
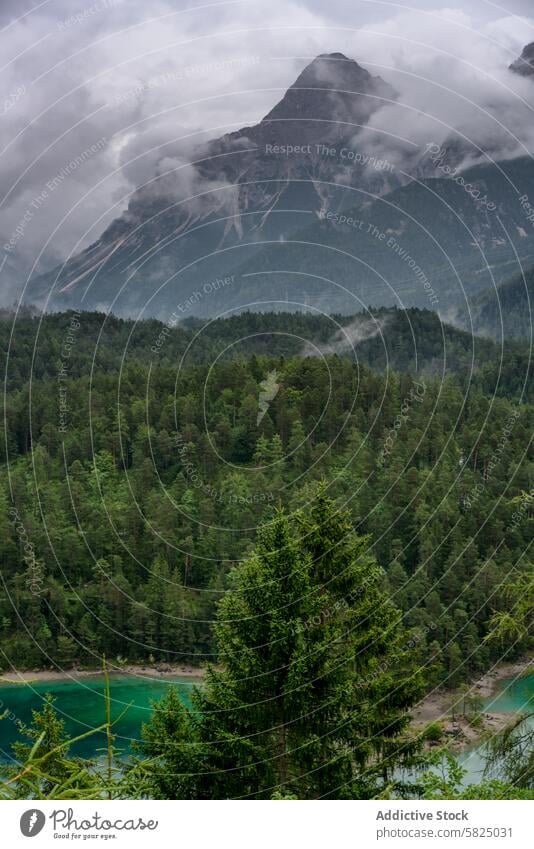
[140,492,423,799]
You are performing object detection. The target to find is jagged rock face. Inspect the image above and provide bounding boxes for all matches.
[195,54,399,240]
[121,52,398,219]
[29,53,401,312]
[253,52,396,146]
[27,51,534,317]
[510,42,534,77]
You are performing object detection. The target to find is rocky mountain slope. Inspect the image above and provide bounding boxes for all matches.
[27,48,534,322]
[452,264,534,341]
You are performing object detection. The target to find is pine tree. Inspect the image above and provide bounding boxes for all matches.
[140,493,423,799]
[296,487,424,795]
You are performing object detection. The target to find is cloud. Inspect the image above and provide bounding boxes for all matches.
[302,315,389,356]
[1,0,534,305]
[0,0,331,298]
[343,8,534,173]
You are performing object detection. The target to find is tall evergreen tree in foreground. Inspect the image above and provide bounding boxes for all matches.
[139,489,424,799]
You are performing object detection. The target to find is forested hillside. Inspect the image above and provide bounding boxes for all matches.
[1,307,531,397]
[453,266,534,342]
[1,311,531,690]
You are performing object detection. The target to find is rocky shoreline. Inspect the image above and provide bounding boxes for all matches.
[412,656,533,751]
[0,662,205,684]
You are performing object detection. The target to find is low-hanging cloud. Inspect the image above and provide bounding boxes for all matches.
[350,9,534,172]
[302,315,390,357]
[1,0,534,305]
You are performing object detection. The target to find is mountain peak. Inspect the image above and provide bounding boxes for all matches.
[258,52,396,145]
[318,52,350,59]
[284,52,376,90]
[510,42,534,77]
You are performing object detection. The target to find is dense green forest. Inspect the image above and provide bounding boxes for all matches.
[2,499,532,800]
[453,265,534,342]
[0,309,531,686]
[1,306,531,398]
[0,307,532,800]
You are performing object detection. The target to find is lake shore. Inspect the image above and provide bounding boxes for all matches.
[412,655,533,751]
[0,663,205,684]
[472,657,533,699]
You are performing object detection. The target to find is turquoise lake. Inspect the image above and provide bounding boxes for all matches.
[0,671,532,776]
[458,672,534,784]
[0,674,195,762]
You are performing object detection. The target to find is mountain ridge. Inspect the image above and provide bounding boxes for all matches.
[26,47,534,321]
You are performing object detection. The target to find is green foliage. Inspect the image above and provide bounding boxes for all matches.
[419,748,534,800]
[1,694,102,799]
[0,311,531,681]
[456,264,534,341]
[0,309,532,801]
[423,722,444,743]
[419,749,468,799]
[487,570,534,645]
[483,713,534,789]
[0,664,146,800]
[138,496,424,799]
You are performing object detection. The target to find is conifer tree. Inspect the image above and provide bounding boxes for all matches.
[140,493,423,799]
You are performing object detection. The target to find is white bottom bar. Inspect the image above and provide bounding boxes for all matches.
[2,800,531,847]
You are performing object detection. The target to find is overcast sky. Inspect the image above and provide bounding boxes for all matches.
[1,0,533,296]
